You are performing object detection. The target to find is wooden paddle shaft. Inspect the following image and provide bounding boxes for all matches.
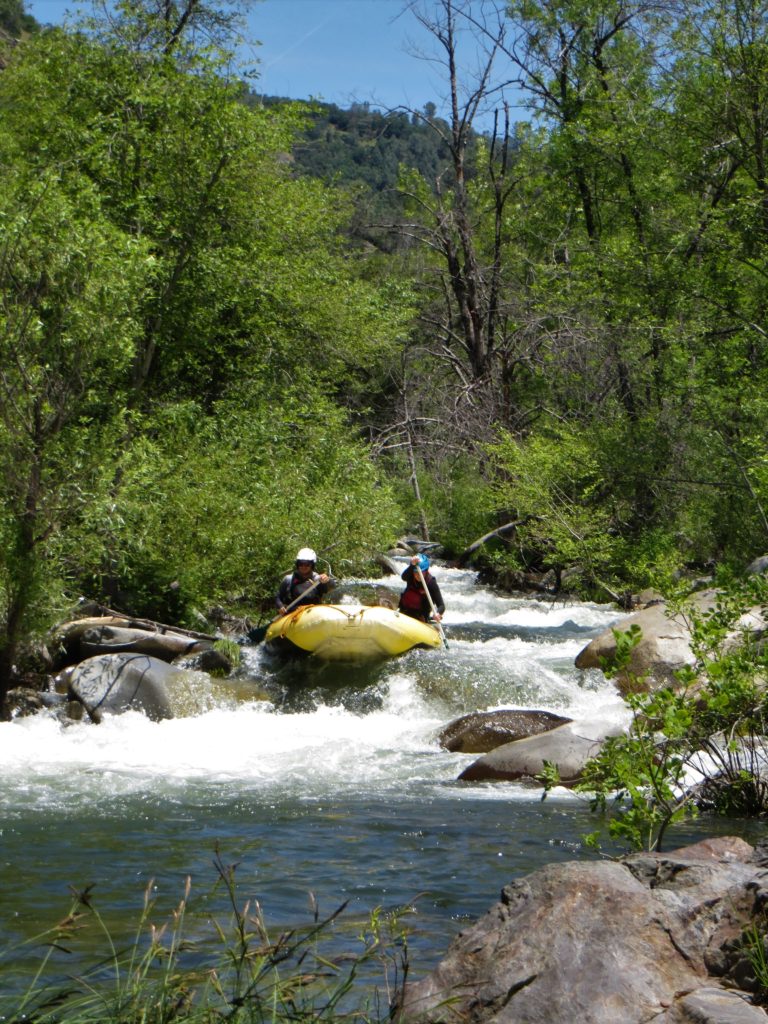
[415,566,448,647]
[282,574,323,614]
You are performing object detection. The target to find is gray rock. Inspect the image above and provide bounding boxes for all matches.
[655,987,768,1023]
[631,588,666,607]
[439,709,572,753]
[67,653,178,722]
[376,553,402,576]
[6,687,46,717]
[458,717,624,783]
[576,590,767,695]
[574,595,717,693]
[174,647,233,675]
[397,837,767,1024]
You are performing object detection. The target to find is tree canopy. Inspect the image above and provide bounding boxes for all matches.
[0,1,411,707]
[1,0,768,715]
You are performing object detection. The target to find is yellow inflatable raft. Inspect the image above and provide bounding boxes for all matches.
[264,604,442,661]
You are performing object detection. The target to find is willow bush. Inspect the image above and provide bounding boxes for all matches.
[485,424,626,594]
[484,416,735,597]
[87,388,403,625]
[384,452,499,559]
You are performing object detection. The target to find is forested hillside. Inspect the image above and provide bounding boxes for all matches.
[1,0,768,714]
[259,96,453,200]
[0,0,36,36]
[248,94,464,254]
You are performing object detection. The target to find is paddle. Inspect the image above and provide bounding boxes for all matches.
[247,575,325,644]
[414,564,449,648]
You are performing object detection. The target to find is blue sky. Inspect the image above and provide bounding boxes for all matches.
[26,0,457,118]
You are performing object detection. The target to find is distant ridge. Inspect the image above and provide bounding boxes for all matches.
[0,0,40,40]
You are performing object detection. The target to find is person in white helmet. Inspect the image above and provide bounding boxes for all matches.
[275,548,334,615]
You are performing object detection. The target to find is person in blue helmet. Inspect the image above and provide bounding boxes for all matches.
[276,547,335,615]
[398,554,445,623]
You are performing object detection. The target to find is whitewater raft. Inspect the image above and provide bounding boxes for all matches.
[263,604,442,661]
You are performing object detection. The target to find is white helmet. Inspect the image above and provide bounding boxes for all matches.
[296,547,317,562]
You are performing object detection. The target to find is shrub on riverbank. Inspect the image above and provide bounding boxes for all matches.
[570,575,768,852]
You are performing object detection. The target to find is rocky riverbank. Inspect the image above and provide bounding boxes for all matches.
[398,835,768,1023]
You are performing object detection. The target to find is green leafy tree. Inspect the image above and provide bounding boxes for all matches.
[0,4,413,692]
[1,13,409,408]
[0,167,150,711]
[662,0,768,560]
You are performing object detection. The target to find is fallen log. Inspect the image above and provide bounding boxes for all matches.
[72,601,216,641]
[48,608,218,669]
[456,516,537,567]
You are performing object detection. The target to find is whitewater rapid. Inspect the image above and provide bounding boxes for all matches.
[0,567,628,811]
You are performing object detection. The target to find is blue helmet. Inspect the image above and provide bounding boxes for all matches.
[415,554,430,573]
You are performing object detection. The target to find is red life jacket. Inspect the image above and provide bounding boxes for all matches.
[399,585,424,614]
[400,571,430,617]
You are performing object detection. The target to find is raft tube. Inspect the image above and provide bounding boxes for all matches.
[264,604,442,661]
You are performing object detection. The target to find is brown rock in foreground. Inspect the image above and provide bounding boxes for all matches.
[397,836,768,1024]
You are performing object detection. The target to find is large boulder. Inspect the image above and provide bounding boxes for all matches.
[63,653,180,722]
[747,555,768,576]
[438,709,571,753]
[574,594,717,694]
[397,836,768,1024]
[376,553,402,576]
[576,590,768,695]
[457,717,624,783]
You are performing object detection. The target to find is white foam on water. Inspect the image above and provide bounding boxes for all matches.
[0,570,626,813]
[0,679,452,810]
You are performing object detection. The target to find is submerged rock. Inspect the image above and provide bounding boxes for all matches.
[174,647,233,675]
[6,687,47,718]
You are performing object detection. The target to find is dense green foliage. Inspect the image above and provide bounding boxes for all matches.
[0,2,409,704]
[378,0,768,598]
[80,389,402,622]
[2,0,768,713]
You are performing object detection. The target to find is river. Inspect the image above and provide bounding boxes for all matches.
[0,564,755,1000]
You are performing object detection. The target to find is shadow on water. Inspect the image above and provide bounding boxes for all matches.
[254,647,396,713]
